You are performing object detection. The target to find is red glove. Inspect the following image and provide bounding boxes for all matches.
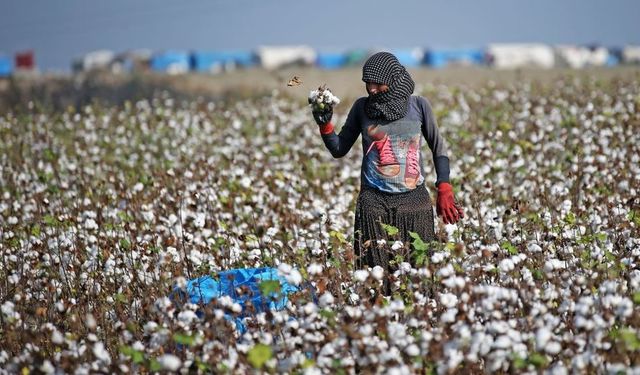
[436,182,464,224]
[318,122,334,135]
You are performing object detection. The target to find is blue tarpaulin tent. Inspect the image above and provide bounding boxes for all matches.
[150,51,190,73]
[316,52,348,69]
[190,50,257,73]
[173,267,306,333]
[423,48,485,68]
[391,49,424,68]
[0,56,12,77]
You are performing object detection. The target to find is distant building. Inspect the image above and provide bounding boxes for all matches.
[390,48,425,68]
[0,55,12,77]
[111,49,153,73]
[554,45,609,68]
[315,51,348,69]
[150,51,190,74]
[256,45,316,70]
[72,50,115,73]
[15,50,36,71]
[622,45,640,65]
[486,43,555,69]
[423,48,485,68]
[190,50,257,74]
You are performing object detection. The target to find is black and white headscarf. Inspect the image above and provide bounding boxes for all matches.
[362,52,415,121]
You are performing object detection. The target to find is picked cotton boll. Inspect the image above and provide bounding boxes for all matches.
[371,266,385,280]
[158,354,182,371]
[308,86,341,111]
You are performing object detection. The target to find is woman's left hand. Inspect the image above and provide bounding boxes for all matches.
[436,182,464,224]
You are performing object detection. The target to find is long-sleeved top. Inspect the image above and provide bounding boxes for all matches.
[321,95,450,193]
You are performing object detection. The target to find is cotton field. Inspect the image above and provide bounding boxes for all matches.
[1,76,639,374]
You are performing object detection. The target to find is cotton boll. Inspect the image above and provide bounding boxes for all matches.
[307,263,323,275]
[535,327,552,350]
[353,269,369,282]
[371,266,385,280]
[158,354,182,371]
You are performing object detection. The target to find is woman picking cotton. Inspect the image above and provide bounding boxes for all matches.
[310,52,464,294]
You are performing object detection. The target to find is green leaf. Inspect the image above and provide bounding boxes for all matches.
[564,212,576,225]
[149,359,162,372]
[408,231,428,252]
[501,241,518,255]
[119,345,145,364]
[620,329,640,351]
[380,223,399,237]
[258,280,281,296]
[31,225,41,237]
[173,333,196,346]
[628,210,640,226]
[329,230,348,244]
[43,215,58,227]
[633,292,640,305]
[120,238,131,250]
[512,353,527,370]
[528,352,547,368]
[247,343,272,369]
[319,309,336,325]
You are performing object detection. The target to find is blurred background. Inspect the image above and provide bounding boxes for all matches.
[1,0,640,109]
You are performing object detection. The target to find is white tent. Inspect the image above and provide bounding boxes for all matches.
[256,45,316,70]
[486,44,555,69]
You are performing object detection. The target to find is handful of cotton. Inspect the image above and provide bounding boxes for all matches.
[308,85,340,112]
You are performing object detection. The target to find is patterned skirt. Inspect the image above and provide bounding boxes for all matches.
[353,184,436,271]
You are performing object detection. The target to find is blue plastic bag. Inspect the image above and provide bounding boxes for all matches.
[172,267,305,333]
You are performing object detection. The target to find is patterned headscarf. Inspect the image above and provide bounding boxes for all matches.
[362,52,415,121]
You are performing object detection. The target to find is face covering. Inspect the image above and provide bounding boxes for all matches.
[362,52,415,121]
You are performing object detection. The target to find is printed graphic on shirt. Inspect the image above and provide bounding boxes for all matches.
[362,119,424,193]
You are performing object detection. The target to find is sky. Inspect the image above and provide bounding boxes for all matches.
[1,0,639,72]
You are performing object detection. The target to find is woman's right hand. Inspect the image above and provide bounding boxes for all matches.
[312,105,333,126]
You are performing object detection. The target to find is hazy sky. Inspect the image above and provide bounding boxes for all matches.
[2,0,639,71]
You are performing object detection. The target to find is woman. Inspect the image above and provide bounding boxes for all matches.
[312,52,463,284]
